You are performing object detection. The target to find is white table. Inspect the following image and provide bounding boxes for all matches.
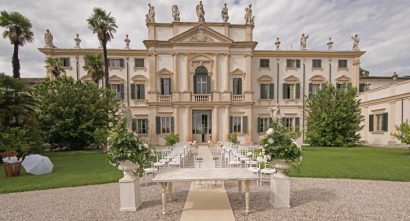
[152,168,259,215]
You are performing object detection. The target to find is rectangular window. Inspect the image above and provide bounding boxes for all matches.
[336,83,346,89]
[359,83,367,92]
[109,58,124,68]
[376,114,382,131]
[259,118,269,133]
[233,78,242,95]
[260,84,269,99]
[312,59,322,68]
[309,83,321,95]
[132,119,148,134]
[110,84,124,100]
[161,117,172,134]
[134,58,144,68]
[231,116,242,133]
[286,84,295,99]
[160,78,171,95]
[131,83,145,100]
[286,59,301,68]
[373,113,388,132]
[260,59,270,68]
[338,59,348,68]
[60,58,70,67]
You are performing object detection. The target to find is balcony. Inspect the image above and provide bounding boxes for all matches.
[232,95,244,102]
[157,95,172,102]
[192,94,212,102]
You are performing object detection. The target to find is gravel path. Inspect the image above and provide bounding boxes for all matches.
[0,178,409,221]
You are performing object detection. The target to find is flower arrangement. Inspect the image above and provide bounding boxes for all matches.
[259,120,302,168]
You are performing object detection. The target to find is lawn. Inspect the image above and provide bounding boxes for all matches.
[288,146,410,181]
[0,150,122,194]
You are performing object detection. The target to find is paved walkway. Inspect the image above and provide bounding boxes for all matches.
[180,145,235,221]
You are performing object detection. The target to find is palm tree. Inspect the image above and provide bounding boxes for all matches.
[83,54,104,83]
[0,11,34,78]
[87,8,117,88]
[45,57,66,78]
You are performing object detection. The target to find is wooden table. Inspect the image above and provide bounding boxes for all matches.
[152,168,259,215]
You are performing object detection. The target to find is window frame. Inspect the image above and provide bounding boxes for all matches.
[134,58,145,68]
[60,57,71,67]
[260,59,270,68]
[232,116,242,133]
[286,59,301,68]
[312,59,322,68]
[338,59,348,69]
[232,77,242,95]
[259,117,269,133]
[160,78,172,95]
[160,117,172,134]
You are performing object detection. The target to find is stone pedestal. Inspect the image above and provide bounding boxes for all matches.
[269,172,290,209]
[119,177,142,211]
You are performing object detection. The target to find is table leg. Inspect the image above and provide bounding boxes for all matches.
[167,182,173,202]
[161,182,167,215]
[238,180,242,194]
[245,180,250,215]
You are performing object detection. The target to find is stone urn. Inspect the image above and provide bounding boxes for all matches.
[272,159,289,174]
[117,160,142,211]
[118,160,139,182]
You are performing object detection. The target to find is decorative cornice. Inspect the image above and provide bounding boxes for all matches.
[254,50,366,58]
[38,48,148,56]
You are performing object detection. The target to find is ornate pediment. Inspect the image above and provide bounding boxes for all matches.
[131,75,148,82]
[108,75,125,83]
[309,75,325,82]
[156,68,173,76]
[169,24,233,44]
[283,75,300,82]
[335,75,351,82]
[257,75,273,82]
[230,68,246,77]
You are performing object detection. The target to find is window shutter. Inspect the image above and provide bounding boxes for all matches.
[257,117,261,133]
[369,114,374,132]
[160,78,164,95]
[336,83,341,89]
[120,59,125,68]
[296,83,301,99]
[269,117,273,126]
[156,117,161,134]
[130,84,136,99]
[207,76,211,94]
[120,84,125,99]
[107,58,111,67]
[229,116,233,133]
[260,84,263,99]
[283,83,288,99]
[269,83,274,99]
[295,117,300,131]
[193,76,197,94]
[281,117,286,126]
[296,59,301,68]
[131,119,137,132]
[238,78,242,94]
[242,116,248,134]
[382,113,388,131]
[140,84,145,99]
[309,83,313,94]
[171,117,175,133]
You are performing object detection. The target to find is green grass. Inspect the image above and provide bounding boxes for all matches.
[0,150,122,194]
[288,146,410,182]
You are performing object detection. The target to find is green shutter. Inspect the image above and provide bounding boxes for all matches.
[171,117,175,133]
[257,117,261,133]
[140,84,145,99]
[296,59,301,68]
[281,117,286,126]
[131,119,137,132]
[229,116,233,133]
[269,83,274,99]
[382,113,388,131]
[295,117,300,131]
[207,76,211,94]
[296,83,301,99]
[120,84,124,99]
[120,59,125,68]
[130,84,136,99]
[242,116,248,134]
[309,83,313,94]
[269,117,273,127]
[260,84,263,99]
[283,83,288,99]
[156,117,161,134]
[369,115,374,132]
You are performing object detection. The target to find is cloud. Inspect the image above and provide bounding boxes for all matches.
[0,0,409,77]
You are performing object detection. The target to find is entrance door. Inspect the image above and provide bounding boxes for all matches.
[192,110,212,143]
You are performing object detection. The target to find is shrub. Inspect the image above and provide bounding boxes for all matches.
[228,133,239,144]
[392,121,410,144]
[165,133,180,146]
[0,127,42,155]
[305,83,363,147]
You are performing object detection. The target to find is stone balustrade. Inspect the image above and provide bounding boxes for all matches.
[157,95,172,102]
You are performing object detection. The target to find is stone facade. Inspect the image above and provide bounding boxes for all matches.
[38,16,365,145]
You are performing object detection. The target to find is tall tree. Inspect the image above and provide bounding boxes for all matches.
[45,57,66,78]
[86,8,117,88]
[305,83,363,147]
[0,11,34,78]
[83,54,104,84]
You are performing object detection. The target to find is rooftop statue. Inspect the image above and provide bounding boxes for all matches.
[146,3,155,23]
[74,34,81,49]
[172,5,180,22]
[327,37,333,50]
[196,1,205,22]
[275,37,281,50]
[221,3,229,23]
[300,33,309,50]
[124,34,130,49]
[44,29,54,48]
[244,4,254,24]
[352,34,360,51]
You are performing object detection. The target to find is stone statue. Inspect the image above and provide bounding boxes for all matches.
[352,34,360,51]
[327,37,333,50]
[275,37,281,50]
[196,1,205,22]
[268,107,280,121]
[146,3,155,23]
[221,3,229,23]
[244,4,254,24]
[124,34,130,49]
[172,5,180,22]
[189,27,213,42]
[74,34,81,49]
[300,33,309,50]
[44,29,54,48]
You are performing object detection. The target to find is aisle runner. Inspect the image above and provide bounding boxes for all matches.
[180,146,235,221]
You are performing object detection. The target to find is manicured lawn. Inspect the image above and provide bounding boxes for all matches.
[0,150,122,194]
[288,146,410,182]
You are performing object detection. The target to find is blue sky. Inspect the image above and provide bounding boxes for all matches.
[0,0,409,77]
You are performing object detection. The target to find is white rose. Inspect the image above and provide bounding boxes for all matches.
[266,128,274,135]
[247,152,252,156]
[267,155,271,161]
[143,143,149,148]
[108,122,113,128]
[268,138,274,144]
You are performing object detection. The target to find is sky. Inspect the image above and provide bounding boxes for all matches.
[0,0,409,77]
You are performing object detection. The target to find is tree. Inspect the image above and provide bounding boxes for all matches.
[392,121,410,145]
[33,76,119,149]
[360,67,369,77]
[305,83,363,147]
[45,57,66,78]
[83,54,104,83]
[87,8,117,88]
[0,11,34,78]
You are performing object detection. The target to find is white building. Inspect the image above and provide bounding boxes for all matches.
[39,4,365,145]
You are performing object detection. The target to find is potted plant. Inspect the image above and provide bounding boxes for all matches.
[259,121,302,173]
[107,117,154,180]
[165,133,180,146]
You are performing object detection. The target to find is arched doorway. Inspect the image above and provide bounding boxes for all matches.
[194,66,210,94]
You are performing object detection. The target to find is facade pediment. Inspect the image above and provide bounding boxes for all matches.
[156,68,173,76]
[169,24,233,44]
[109,75,124,83]
[131,75,148,82]
[230,68,246,77]
[335,75,351,82]
[257,75,273,82]
[283,75,300,82]
[309,75,325,82]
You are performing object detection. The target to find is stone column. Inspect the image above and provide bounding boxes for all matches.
[352,57,360,88]
[185,106,191,141]
[389,101,396,143]
[212,106,218,143]
[224,106,230,141]
[245,54,252,92]
[148,53,157,101]
[173,53,179,92]
[174,106,179,135]
[224,54,230,92]
[184,53,190,92]
[213,54,218,91]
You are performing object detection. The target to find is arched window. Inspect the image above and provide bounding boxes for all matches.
[194,66,210,94]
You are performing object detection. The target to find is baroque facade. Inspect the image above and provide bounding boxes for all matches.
[39,3,365,145]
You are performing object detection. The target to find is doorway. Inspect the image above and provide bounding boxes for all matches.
[192,110,212,143]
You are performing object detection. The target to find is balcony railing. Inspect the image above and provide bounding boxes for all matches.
[232,95,244,102]
[192,94,212,102]
[157,95,172,102]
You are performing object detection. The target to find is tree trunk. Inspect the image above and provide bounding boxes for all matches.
[12,43,20,78]
[102,41,109,89]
